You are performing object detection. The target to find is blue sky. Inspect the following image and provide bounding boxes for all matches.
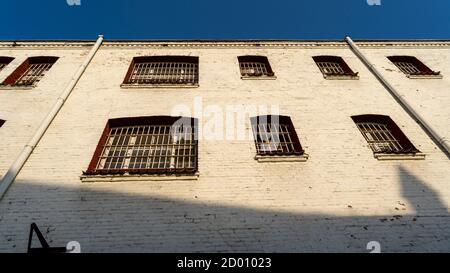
[1,0,449,40]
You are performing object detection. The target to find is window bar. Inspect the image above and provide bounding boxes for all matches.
[15,63,53,86]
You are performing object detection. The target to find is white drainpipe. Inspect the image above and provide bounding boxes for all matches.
[0,35,104,200]
[345,36,450,156]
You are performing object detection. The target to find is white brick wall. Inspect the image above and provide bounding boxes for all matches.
[0,41,449,252]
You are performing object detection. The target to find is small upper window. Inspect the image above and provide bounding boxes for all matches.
[313,56,359,79]
[1,56,58,87]
[238,56,275,79]
[352,115,423,159]
[85,116,198,175]
[387,56,441,78]
[0,57,14,72]
[250,115,304,157]
[122,56,199,86]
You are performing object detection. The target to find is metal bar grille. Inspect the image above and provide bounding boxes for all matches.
[393,61,420,75]
[239,62,270,77]
[316,61,345,75]
[95,124,197,172]
[14,63,54,86]
[253,122,296,155]
[356,122,403,153]
[128,62,198,84]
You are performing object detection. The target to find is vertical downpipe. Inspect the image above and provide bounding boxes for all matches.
[0,35,104,200]
[345,36,450,156]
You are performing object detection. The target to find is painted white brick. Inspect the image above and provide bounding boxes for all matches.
[0,41,449,252]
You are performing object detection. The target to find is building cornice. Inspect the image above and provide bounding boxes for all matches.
[0,41,95,49]
[0,40,450,49]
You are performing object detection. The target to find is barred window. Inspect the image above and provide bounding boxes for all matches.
[1,56,58,86]
[0,57,14,71]
[85,116,198,175]
[388,56,440,77]
[313,56,358,78]
[238,56,275,77]
[352,115,420,154]
[250,115,304,156]
[123,56,199,85]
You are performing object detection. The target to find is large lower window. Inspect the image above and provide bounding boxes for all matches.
[85,116,198,175]
[123,56,199,86]
[1,56,58,87]
[352,115,421,154]
[250,115,304,156]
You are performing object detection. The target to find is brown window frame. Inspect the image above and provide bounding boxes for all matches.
[352,114,420,155]
[122,56,199,86]
[238,56,275,77]
[313,56,359,78]
[250,115,304,156]
[0,57,14,71]
[1,56,58,87]
[387,56,440,77]
[84,116,199,176]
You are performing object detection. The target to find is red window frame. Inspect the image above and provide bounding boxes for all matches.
[238,56,275,77]
[352,114,421,154]
[387,56,440,76]
[250,115,304,156]
[1,56,58,86]
[0,57,14,71]
[312,56,358,77]
[84,116,199,175]
[122,56,199,85]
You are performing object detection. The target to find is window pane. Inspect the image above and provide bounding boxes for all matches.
[239,61,270,76]
[252,117,301,155]
[129,62,198,84]
[317,61,345,75]
[95,124,197,172]
[15,63,54,86]
[357,122,403,153]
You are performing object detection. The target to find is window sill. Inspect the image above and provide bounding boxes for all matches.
[323,75,359,80]
[254,154,309,162]
[80,172,199,183]
[120,83,199,89]
[374,153,426,161]
[406,74,443,79]
[0,85,34,90]
[241,76,277,80]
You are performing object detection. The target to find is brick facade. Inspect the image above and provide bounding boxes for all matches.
[0,40,449,252]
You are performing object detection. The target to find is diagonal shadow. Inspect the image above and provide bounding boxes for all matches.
[0,166,449,253]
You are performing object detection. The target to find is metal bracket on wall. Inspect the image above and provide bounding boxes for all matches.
[27,223,67,253]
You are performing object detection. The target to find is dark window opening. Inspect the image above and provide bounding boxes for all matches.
[123,56,199,85]
[352,115,420,154]
[0,119,5,128]
[388,56,440,76]
[85,116,198,175]
[1,56,58,86]
[313,56,358,77]
[250,115,304,156]
[238,56,275,77]
[0,57,14,71]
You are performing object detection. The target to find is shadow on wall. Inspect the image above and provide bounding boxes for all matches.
[0,166,449,253]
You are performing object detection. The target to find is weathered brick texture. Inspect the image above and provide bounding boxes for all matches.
[0,41,449,252]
